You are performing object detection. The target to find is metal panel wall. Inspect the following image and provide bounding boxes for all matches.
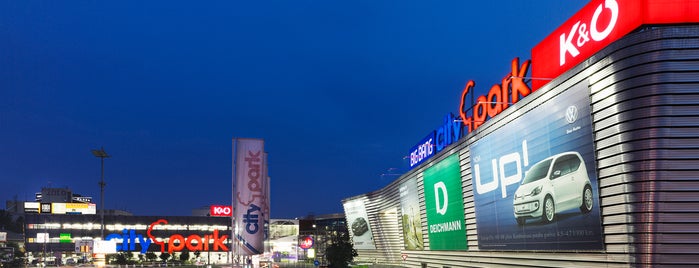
[343,25,699,268]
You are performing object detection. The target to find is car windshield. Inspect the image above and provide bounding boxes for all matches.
[521,159,552,184]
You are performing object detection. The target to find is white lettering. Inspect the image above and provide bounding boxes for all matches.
[559,0,619,66]
[591,0,619,41]
[474,159,499,195]
[434,182,448,215]
[473,140,529,198]
[559,21,581,66]
[498,153,522,198]
[429,220,462,233]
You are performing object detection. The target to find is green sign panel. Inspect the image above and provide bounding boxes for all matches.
[59,233,71,243]
[423,154,467,250]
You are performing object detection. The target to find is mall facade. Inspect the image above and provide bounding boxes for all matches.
[18,210,345,266]
[342,0,699,267]
[23,214,232,265]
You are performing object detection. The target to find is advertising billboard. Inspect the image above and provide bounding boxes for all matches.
[399,177,424,250]
[422,154,467,250]
[470,81,604,250]
[343,198,376,250]
[24,202,39,213]
[233,138,267,255]
[51,203,97,215]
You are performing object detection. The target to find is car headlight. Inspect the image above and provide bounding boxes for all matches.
[531,186,542,196]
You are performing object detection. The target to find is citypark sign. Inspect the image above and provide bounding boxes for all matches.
[409,0,699,170]
[408,58,532,169]
[531,0,699,90]
[105,219,229,254]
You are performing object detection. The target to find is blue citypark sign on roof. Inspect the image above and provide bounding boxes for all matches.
[408,113,463,169]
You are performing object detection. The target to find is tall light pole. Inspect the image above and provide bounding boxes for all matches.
[91,147,110,239]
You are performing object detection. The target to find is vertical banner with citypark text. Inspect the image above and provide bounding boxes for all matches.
[470,81,604,250]
[399,177,424,250]
[422,154,468,250]
[233,138,267,255]
[343,198,376,250]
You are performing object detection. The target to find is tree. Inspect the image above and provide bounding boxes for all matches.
[325,231,357,268]
[179,249,190,263]
[145,252,157,262]
[115,252,130,265]
[0,210,23,233]
[159,253,171,263]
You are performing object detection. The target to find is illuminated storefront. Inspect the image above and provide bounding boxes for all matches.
[24,214,232,264]
[343,0,699,267]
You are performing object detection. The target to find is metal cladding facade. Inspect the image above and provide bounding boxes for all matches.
[342,25,699,267]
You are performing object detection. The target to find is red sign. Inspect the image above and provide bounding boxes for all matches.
[147,219,229,253]
[210,205,232,217]
[531,0,699,90]
[299,236,314,249]
[459,58,532,133]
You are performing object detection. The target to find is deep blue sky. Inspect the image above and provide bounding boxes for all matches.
[0,1,587,218]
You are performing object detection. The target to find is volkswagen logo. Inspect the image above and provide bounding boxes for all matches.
[565,105,578,124]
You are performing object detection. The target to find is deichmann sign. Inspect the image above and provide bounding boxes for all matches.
[531,0,699,90]
[105,219,229,254]
[470,81,603,250]
[422,154,467,250]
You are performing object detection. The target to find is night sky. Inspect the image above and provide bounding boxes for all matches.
[0,1,587,218]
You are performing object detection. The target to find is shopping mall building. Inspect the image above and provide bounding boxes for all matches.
[342,0,699,267]
[9,191,345,266]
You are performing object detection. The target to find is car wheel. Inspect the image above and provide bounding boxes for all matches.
[580,185,593,213]
[516,217,526,225]
[542,195,555,223]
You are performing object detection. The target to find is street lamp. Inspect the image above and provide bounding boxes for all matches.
[91,147,110,239]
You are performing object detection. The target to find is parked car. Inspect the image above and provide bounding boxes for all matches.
[513,151,593,225]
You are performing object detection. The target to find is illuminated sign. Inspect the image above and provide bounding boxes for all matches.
[72,196,92,203]
[40,203,51,214]
[459,58,532,133]
[299,236,314,249]
[409,113,464,169]
[105,219,229,254]
[52,203,97,215]
[422,154,467,250]
[24,202,39,213]
[210,205,232,217]
[60,233,72,243]
[36,233,49,243]
[409,132,435,168]
[531,0,699,90]
[233,138,268,255]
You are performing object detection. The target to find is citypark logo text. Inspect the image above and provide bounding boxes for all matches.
[105,219,229,254]
[459,58,532,133]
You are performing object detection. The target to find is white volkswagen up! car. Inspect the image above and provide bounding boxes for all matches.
[513,151,593,225]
